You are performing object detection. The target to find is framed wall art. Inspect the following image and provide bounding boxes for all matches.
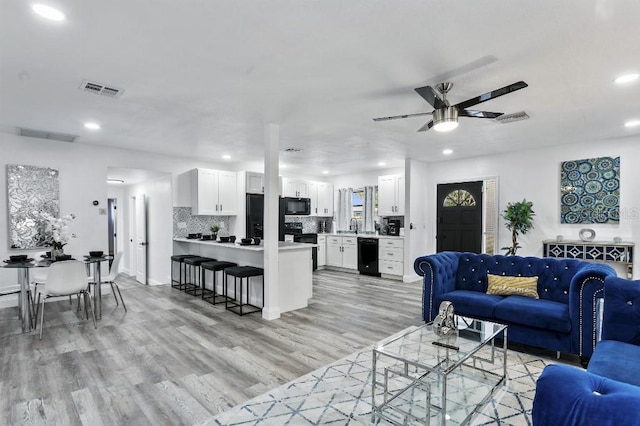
[560,156,619,224]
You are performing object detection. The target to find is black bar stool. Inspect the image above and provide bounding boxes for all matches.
[200,260,237,304]
[171,255,199,290]
[183,256,215,296]
[225,266,264,316]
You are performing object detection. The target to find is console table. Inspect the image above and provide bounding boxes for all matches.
[543,240,634,279]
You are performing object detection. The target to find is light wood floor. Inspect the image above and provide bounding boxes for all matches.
[0,270,424,425]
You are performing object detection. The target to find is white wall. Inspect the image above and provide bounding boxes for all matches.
[421,138,640,277]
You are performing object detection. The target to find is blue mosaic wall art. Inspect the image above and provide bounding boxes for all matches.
[560,156,620,224]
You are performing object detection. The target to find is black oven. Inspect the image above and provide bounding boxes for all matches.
[283,197,311,215]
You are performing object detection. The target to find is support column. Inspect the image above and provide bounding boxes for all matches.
[262,123,281,320]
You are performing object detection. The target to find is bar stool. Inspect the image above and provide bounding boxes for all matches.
[183,256,215,296]
[171,255,199,290]
[225,266,264,316]
[200,260,237,304]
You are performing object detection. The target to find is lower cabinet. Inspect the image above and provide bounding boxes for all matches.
[317,235,326,267]
[326,236,357,269]
[378,238,404,277]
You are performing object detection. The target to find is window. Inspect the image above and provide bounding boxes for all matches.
[443,189,476,207]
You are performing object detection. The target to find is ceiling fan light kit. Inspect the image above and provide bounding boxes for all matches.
[433,107,459,132]
[374,80,528,133]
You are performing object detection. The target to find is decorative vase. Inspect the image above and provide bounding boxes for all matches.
[51,247,64,259]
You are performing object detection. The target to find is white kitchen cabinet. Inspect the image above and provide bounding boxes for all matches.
[245,171,283,195]
[246,171,264,194]
[326,235,357,269]
[308,181,334,216]
[191,168,237,216]
[317,235,326,267]
[378,174,405,216]
[378,237,404,277]
[283,178,309,198]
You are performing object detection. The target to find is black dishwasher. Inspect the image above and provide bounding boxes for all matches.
[358,237,380,276]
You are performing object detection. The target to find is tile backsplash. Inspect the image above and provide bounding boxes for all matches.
[285,216,333,233]
[173,207,231,237]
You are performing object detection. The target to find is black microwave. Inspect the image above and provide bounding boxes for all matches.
[284,197,311,215]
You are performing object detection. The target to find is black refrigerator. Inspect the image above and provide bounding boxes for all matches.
[246,194,285,241]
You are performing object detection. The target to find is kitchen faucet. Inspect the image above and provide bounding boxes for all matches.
[350,218,358,234]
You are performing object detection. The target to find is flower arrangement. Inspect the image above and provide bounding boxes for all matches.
[41,212,77,250]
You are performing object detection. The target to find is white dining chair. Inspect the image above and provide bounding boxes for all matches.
[89,252,127,312]
[36,260,97,339]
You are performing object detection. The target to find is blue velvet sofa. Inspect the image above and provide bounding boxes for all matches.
[413,252,616,358]
[532,276,640,426]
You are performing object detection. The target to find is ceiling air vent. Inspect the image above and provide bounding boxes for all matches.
[495,111,530,124]
[17,127,77,142]
[80,80,124,98]
[281,147,303,153]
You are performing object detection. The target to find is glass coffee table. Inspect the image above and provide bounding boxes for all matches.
[371,318,507,425]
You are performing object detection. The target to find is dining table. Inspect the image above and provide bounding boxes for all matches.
[1,254,112,332]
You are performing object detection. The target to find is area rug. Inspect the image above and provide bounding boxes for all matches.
[209,328,576,425]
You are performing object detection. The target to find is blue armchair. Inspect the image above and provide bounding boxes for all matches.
[532,276,640,425]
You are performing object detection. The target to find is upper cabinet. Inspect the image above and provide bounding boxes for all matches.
[245,171,283,195]
[282,178,309,198]
[192,168,237,216]
[378,174,405,216]
[309,181,334,217]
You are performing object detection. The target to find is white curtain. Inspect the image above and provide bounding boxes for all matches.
[363,186,375,233]
[336,188,353,232]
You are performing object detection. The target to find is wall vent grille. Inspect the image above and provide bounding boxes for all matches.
[495,111,530,124]
[17,127,77,142]
[281,147,302,153]
[80,80,124,98]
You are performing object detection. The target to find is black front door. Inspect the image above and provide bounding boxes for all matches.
[436,181,483,253]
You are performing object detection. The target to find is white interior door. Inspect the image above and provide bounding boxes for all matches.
[135,194,148,284]
[129,196,136,276]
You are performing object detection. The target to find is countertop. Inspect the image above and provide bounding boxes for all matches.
[173,238,316,250]
[318,233,404,240]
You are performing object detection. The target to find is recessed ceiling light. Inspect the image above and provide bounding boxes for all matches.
[32,4,65,21]
[443,149,453,155]
[378,162,386,167]
[84,122,100,130]
[222,154,231,160]
[615,73,639,84]
[625,119,640,128]
[322,170,329,174]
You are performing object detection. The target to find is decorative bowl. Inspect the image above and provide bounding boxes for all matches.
[219,236,230,243]
[252,237,261,245]
[89,251,104,257]
[241,238,253,244]
[56,255,72,261]
[229,236,236,243]
[9,255,28,262]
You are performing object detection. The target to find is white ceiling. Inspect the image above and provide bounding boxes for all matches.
[1,1,639,176]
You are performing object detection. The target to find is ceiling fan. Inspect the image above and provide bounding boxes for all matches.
[373,80,528,132]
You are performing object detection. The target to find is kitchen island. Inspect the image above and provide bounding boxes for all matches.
[173,238,313,315]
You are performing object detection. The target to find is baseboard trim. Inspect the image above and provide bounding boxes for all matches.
[262,307,280,321]
[403,273,421,283]
[147,278,165,286]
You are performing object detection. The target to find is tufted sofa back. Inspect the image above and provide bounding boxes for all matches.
[455,253,586,304]
[603,276,640,345]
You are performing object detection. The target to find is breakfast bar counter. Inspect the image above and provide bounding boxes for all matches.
[173,238,313,315]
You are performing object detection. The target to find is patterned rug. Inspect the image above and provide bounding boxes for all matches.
[209,328,577,425]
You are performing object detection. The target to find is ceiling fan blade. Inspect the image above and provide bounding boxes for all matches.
[454,81,528,110]
[373,112,432,122]
[458,110,504,119]
[414,86,447,109]
[417,120,434,132]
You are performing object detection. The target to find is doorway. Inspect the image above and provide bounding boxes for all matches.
[436,181,483,253]
[107,198,117,268]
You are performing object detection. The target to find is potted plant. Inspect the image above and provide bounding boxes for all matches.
[210,225,220,240]
[501,199,535,255]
